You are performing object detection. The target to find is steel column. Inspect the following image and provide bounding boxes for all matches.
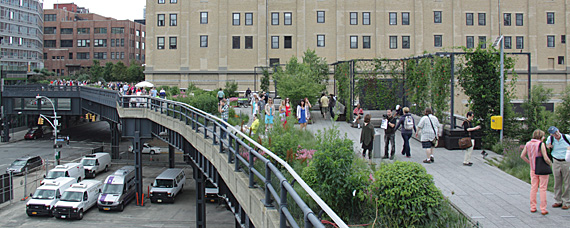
[450,54,456,128]
[194,163,206,228]
[110,122,120,159]
[169,145,175,168]
[133,131,144,206]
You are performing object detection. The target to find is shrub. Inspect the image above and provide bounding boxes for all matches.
[189,93,218,114]
[224,80,239,98]
[556,87,570,133]
[519,85,555,142]
[169,86,180,96]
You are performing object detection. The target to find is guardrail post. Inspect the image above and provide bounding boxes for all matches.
[280,181,288,228]
[192,113,196,130]
[204,119,209,139]
[248,149,254,188]
[264,162,273,207]
[228,137,234,163]
[234,143,240,172]
[213,122,217,145]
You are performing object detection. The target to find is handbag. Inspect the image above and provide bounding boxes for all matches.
[534,142,552,175]
[427,115,439,146]
[458,137,473,149]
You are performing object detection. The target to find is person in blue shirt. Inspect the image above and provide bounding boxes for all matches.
[546,126,570,210]
[217,88,225,101]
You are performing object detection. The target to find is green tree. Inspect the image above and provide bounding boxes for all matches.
[224,80,239,98]
[260,68,270,93]
[126,61,144,82]
[302,49,329,84]
[520,85,554,142]
[89,60,104,81]
[103,62,115,82]
[112,61,127,82]
[556,87,570,133]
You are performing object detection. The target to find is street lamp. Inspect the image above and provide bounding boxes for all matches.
[492,35,505,142]
[36,95,59,166]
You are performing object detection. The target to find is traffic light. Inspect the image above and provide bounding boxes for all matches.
[38,117,44,125]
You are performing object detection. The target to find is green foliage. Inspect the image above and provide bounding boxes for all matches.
[29,68,53,83]
[224,80,239,98]
[169,86,180,96]
[405,59,431,115]
[520,85,554,142]
[261,69,270,93]
[430,56,452,121]
[265,116,314,161]
[112,61,127,82]
[125,61,145,82]
[90,60,104,81]
[302,49,329,83]
[188,93,217,114]
[103,62,114,81]
[334,62,351,120]
[555,87,570,133]
[227,108,249,126]
[363,161,443,227]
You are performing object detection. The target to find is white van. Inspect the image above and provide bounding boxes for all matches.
[42,163,85,185]
[97,166,136,211]
[81,153,111,178]
[26,177,76,217]
[150,168,186,203]
[53,180,103,220]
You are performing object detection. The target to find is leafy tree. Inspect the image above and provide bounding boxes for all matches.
[30,68,54,83]
[302,49,329,84]
[126,61,145,82]
[430,56,452,121]
[556,87,570,133]
[112,61,127,82]
[103,62,115,82]
[334,62,351,119]
[224,80,239,98]
[520,85,554,142]
[89,60,104,81]
[260,68,270,93]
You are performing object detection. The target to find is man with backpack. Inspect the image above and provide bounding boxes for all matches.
[383,109,397,160]
[546,126,570,210]
[394,107,416,158]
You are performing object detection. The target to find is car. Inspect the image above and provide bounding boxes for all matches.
[128,143,161,154]
[6,156,43,175]
[24,128,43,140]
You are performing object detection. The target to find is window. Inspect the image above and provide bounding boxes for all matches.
[269,58,280,66]
[317,35,325,47]
[547,12,555,24]
[466,36,474,48]
[402,36,410,49]
[516,13,523,26]
[77,28,90,34]
[558,56,564,65]
[158,0,165,3]
[94,27,107,34]
[478,13,486,25]
[503,13,511,26]
[562,35,566,44]
[60,40,73,48]
[157,37,165,49]
[232,36,240,49]
[434,35,442,47]
[44,14,56,21]
[271,13,279,25]
[434,11,442,23]
[166,37,175,49]
[44,27,56,34]
[60,28,73,34]
[402,12,410,25]
[120,39,125,47]
[359,36,369,49]
[516,36,524,49]
[69,53,73,60]
[389,12,397,25]
[111,27,124,34]
[201,12,208,24]
[350,12,357,25]
[350,36,358,49]
[77,39,90,47]
[363,12,370,25]
[284,36,292,48]
[44,40,56,48]
[111,52,115,60]
[271,36,279,49]
[245,36,253,49]
[284,12,292,25]
[94,52,107,60]
[317,11,325,23]
[504,36,512,49]
[142,43,145,50]
[170,0,177,3]
[121,52,125,59]
[77,52,90,59]
[245,13,253,25]
[158,14,165,26]
[233,13,240,25]
[94,39,107,47]
[389,36,397,49]
[170,14,177,26]
[547,35,555,47]
[479,36,486,49]
[466,13,473,26]
[200,35,208,47]
[136,30,140,36]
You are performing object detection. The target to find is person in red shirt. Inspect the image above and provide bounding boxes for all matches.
[353,104,364,128]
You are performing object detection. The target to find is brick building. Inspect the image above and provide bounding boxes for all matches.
[43,3,145,76]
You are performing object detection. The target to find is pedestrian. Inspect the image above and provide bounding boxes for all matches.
[264,92,269,104]
[383,109,397,160]
[394,107,415,158]
[521,129,552,215]
[416,107,439,163]
[218,98,229,139]
[329,94,336,120]
[258,94,266,118]
[285,97,291,118]
[297,99,309,130]
[546,126,570,210]
[265,98,275,131]
[395,105,403,117]
[462,111,481,166]
[245,88,251,100]
[217,88,225,101]
[360,114,375,159]
[159,88,166,98]
[304,97,312,121]
[150,87,157,97]
[279,100,287,126]
[320,93,329,120]
[353,104,364,128]
[251,95,259,117]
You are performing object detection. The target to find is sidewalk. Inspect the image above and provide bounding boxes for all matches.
[305,110,570,228]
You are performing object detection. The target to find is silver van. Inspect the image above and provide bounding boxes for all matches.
[149,168,185,203]
[97,166,136,211]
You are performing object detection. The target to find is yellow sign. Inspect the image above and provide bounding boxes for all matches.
[37,117,44,125]
[491,116,502,130]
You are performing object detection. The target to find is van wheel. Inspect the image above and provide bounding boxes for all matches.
[77,177,81,182]
[150,150,155,155]
[92,172,96,178]
[118,203,124,212]
[180,185,184,193]
[77,210,83,220]
[104,165,109,172]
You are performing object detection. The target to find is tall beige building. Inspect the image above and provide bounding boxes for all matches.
[145,0,569,111]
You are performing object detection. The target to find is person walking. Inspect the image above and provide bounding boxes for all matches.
[360,114,375,159]
[353,104,364,128]
[329,94,336,120]
[394,107,416,158]
[265,98,275,131]
[159,88,166,98]
[462,111,481,166]
[546,126,570,210]
[297,99,309,130]
[217,88,225,101]
[279,100,287,126]
[383,109,397,160]
[416,107,439,164]
[150,87,157,97]
[521,129,552,215]
[320,93,329,120]
[218,98,229,139]
[251,95,259,117]
[258,94,266,117]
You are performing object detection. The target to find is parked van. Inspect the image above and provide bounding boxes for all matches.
[81,153,111,178]
[26,177,76,216]
[53,180,103,220]
[97,166,136,211]
[150,168,186,203]
[42,163,85,185]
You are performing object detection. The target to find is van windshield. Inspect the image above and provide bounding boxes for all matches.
[154,179,173,188]
[102,184,122,194]
[81,159,96,166]
[46,171,65,179]
[12,160,27,166]
[60,191,83,202]
[32,189,56,199]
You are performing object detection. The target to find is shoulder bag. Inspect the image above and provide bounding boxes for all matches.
[458,121,473,149]
[535,142,552,175]
[428,115,439,146]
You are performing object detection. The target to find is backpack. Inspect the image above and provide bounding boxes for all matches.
[549,134,570,146]
[404,115,414,130]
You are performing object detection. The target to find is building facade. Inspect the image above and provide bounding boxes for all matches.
[146,0,570,112]
[43,4,145,76]
[0,0,44,81]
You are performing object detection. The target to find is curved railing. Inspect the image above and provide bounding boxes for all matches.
[118,95,347,228]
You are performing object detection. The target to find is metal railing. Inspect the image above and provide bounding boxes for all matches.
[118,95,347,228]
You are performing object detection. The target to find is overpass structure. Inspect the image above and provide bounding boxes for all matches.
[1,85,346,228]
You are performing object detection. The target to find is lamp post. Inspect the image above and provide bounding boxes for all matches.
[492,35,505,142]
[36,95,59,166]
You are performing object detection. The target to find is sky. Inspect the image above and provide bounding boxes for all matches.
[42,0,146,21]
